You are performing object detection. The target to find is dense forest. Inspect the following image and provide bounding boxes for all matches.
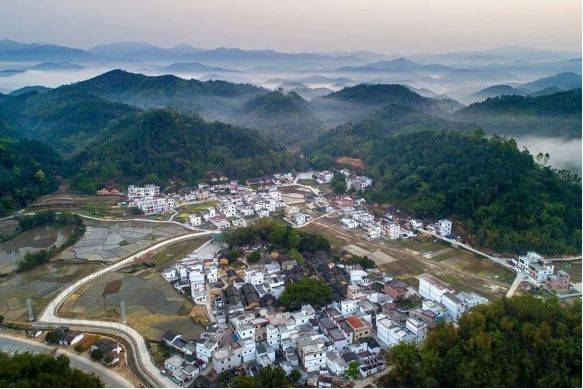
[379,295,582,387]
[69,109,306,193]
[455,89,582,138]
[0,86,138,152]
[305,129,581,255]
[0,120,62,216]
[237,89,324,145]
[0,351,103,387]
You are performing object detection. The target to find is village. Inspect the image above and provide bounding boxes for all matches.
[105,170,580,387]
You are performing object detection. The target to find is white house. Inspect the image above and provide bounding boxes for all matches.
[206,266,219,284]
[405,317,428,342]
[437,219,452,236]
[244,270,265,286]
[385,223,401,240]
[418,274,452,302]
[513,251,554,282]
[340,299,359,316]
[189,214,202,227]
[298,338,327,373]
[326,349,347,376]
[341,218,358,229]
[442,293,466,320]
[349,269,369,285]
[196,338,219,362]
[212,345,243,373]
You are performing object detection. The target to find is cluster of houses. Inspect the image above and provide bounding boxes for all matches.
[157,237,490,387]
[127,184,176,215]
[313,169,373,193]
[44,327,122,366]
[334,196,421,241]
[511,251,578,296]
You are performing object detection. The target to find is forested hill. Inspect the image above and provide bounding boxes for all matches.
[461,89,581,116]
[0,86,138,152]
[0,119,63,216]
[455,89,582,138]
[318,83,447,114]
[73,69,266,113]
[345,104,474,137]
[69,109,305,193]
[237,89,325,145]
[305,129,581,255]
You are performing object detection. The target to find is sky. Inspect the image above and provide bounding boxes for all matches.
[0,0,580,54]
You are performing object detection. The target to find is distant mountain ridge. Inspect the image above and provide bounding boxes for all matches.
[470,72,581,101]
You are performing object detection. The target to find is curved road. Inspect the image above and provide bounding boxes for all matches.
[35,230,216,388]
[0,333,133,388]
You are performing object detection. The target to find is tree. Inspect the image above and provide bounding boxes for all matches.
[288,248,305,265]
[90,348,104,362]
[346,360,360,379]
[289,369,301,383]
[378,295,582,387]
[280,277,332,310]
[44,331,60,344]
[0,351,103,387]
[231,366,292,387]
[226,248,240,262]
[331,172,347,194]
[247,251,261,263]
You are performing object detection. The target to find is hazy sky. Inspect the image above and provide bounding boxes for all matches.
[0,0,580,54]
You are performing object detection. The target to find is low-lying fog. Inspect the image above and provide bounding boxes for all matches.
[517,136,582,174]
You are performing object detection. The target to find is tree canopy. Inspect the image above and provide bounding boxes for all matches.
[280,277,332,310]
[379,295,582,387]
[0,351,103,387]
[306,129,581,255]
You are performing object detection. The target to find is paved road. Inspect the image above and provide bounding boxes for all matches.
[0,333,133,388]
[36,230,216,388]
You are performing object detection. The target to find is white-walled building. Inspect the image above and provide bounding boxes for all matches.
[437,219,452,236]
[385,223,401,240]
[418,274,452,302]
[341,218,358,229]
[129,197,175,215]
[127,184,160,199]
[442,293,466,320]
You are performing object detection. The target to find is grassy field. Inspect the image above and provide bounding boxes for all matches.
[140,236,211,270]
[59,267,206,341]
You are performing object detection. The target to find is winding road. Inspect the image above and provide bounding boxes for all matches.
[34,227,216,388]
[0,333,133,388]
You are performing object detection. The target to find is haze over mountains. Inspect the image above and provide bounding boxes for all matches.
[0,38,581,172]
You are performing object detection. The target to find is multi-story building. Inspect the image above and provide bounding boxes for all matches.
[418,274,452,302]
[437,219,452,236]
[442,293,466,320]
[345,316,372,340]
[212,343,243,373]
[129,197,175,215]
[513,251,554,282]
[385,223,401,239]
[127,184,160,199]
[297,338,327,373]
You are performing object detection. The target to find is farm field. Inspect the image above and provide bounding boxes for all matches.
[0,261,104,322]
[57,219,190,263]
[140,236,211,270]
[28,192,127,218]
[304,216,513,299]
[0,221,73,275]
[59,266,206,341]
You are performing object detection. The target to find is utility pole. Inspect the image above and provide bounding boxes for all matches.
[26,298,34,321]
[120,300,127,324]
